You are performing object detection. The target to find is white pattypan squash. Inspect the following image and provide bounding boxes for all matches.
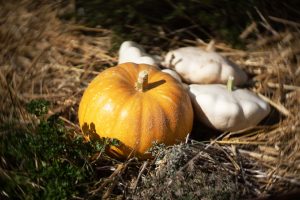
[118,41,159,67]
[188,80,270,131]
[163,47,247,85]
[161,69,182,82]
[161,69,189,90]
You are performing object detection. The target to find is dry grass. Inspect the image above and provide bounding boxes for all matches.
[0,0,113,127]
[0,1,299,199]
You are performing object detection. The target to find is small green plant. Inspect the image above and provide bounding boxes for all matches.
[147,141,166,158]
[26,99,50,117]
[0,99,117,199]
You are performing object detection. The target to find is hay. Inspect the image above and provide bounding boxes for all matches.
[1,1,299,199]
[0,0,112,126]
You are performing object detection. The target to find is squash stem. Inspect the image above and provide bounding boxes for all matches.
[136,70,148,92]
[227,76,234,92]
[206,39,216,52]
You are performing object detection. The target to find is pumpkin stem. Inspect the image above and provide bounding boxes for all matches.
[227,76,234,92]
[136,70,148,92]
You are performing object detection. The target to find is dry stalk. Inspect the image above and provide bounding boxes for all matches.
[1,1,299,199]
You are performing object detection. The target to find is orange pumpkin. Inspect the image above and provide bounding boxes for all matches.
[78,63,193,159]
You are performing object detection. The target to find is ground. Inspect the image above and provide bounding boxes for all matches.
[0,1,299,199]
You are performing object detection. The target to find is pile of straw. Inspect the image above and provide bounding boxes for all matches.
[1,1,299,199]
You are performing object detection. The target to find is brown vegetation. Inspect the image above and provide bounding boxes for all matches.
[1,1,299,199]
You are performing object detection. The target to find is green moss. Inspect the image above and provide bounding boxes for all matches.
[26,99,50,117]
[0,99,117,199]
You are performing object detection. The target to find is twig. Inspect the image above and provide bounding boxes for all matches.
[89,164,124,195]
[55,64,100,75]
[255,8,278,36]
[239,149,278,163]
[67,24,111,33]
[244,168,300,186]
[256,93,291,117]
[267,82,300,91]
[216,144,240,171]
[196,38,246,54]
[132,161,149,191]
[21,93,67,99]
[59,116,80,130]
[216,141,266,145]
[102,159,134,199]
[269,16,300,28]
[240,22,258,39]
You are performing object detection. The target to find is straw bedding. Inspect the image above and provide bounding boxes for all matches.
[0,1,299,199]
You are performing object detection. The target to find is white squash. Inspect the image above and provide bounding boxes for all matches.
[161,69,182,82]
[188,78,270,131]
[118,41,159,67]
[162,47,248,85]
[161,69,189,90]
